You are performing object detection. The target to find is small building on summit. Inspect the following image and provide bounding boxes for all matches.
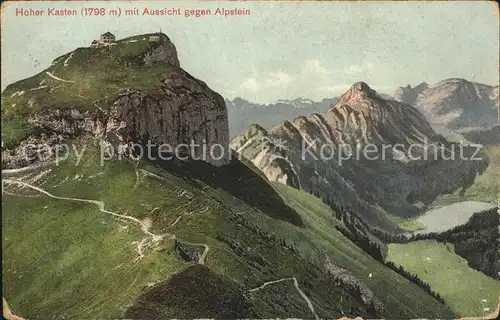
[100,32,116,43]
[149,35,160,42]
[90,32,116,48]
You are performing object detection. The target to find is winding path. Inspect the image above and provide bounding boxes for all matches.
[3,170,211,265]
[30,85,48,91]
[170,215,183,227]
[182,240,210,265]
[63,52,75,67]
[4,179,153,234]
[2,166,216,319]
[249,277,319,320]
[3,178,164,260]
[2,162,55,177]
[2,297,24,320]
[45,71,75,83]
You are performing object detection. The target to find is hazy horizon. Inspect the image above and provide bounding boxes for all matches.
[2,1,499,103]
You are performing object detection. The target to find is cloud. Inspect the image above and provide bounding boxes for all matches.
[343,60,375,76]
[240,77,260,91]
[236,59,392,101]
[312,84,352,94]
[304,59,330,75]
[239,59,335,94]
[265,71,295,87]
[240,71,295,91]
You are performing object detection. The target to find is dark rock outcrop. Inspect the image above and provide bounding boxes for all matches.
[109,70,229,166]
[125,265,256,319]
[174,239,204,263]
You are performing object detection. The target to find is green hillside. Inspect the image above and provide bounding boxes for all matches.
[432,146,499,206]
[2,143,456,319]
[387,240,500,317]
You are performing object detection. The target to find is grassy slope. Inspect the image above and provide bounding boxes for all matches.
[387,240,500,317]
[432,146,498,206]
[1,146,357,319]
[2,148,188,318]
[2,143,455,319]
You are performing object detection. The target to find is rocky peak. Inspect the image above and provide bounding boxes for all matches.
[412,78,498,131]
[324,82,440,146]
[141,33,180,68]
[339,82,378,104]
[225,97,254,109]
[394,82,428,105]
[492,86,499,102]
[425,78,491,103]
[247,123,267,134]
[414,82,429,91]
[226,96,338,138]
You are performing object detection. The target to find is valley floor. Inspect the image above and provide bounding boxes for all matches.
[387,240,500,317]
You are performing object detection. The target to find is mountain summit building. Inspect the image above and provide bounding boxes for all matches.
[100,32,116,43]
[91,32,116,48]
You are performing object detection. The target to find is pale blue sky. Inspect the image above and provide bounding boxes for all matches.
[1,1,498,103]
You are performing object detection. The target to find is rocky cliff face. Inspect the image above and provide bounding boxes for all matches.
[232,82,489,231]
[1,33,229,168]
[110,70,229,166]
[394,78,498,133]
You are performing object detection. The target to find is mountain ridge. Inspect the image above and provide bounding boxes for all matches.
[1,32,230,168]
[394,78,499,134]
[232,82,489,231]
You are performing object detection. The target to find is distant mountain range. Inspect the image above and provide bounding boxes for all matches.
[226,97,339,138]
[228,78,498,144]
[394,78,499,143]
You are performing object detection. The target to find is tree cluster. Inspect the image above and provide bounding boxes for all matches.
[384,260,445,303]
